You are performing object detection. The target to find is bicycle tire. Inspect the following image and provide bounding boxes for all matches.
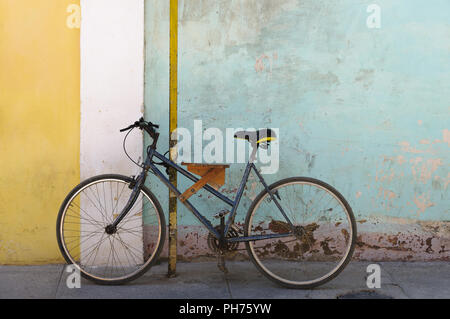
[56,174,166,285]
[244,177,357,289]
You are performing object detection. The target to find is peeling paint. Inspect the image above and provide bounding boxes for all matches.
[410,158,443,184]
[159,219,450,262]
[413,193,435,215]
[399,141,427,154]
[443,129,450,147]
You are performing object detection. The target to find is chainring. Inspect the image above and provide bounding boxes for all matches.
[207,225,240,253]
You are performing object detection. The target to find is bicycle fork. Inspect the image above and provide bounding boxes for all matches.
[106,171,146,234]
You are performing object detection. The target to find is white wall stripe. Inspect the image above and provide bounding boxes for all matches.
[80,0,144,179]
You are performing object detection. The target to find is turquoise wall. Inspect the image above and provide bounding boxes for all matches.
[145,0,449,260]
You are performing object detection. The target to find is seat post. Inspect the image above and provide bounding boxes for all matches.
[249,142,258,163]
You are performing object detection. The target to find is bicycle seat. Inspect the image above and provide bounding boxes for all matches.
[233,129,277,145]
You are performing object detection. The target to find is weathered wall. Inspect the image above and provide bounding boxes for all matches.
[0,1,80,264]
[145,0,449,260]
[1,0,447,265]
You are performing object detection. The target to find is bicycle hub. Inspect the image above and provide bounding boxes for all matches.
[105,224,117,235]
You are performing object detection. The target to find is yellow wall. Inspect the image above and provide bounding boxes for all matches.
[0,0,80,264]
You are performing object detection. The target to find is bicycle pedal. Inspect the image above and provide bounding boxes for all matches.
[213,209,230,219]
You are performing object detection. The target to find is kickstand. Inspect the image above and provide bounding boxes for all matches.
[217,215,229,274]
[217,251,228,274]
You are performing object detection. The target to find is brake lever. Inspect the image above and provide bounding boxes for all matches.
[120,119,159,132]
[119,125,134,132]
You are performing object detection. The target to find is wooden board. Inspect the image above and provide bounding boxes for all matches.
[182,162,229,189]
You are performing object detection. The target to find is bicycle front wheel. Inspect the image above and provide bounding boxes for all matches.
[56,174,166,285]
[244,177,356,289]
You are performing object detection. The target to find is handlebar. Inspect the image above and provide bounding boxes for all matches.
[120,117,160,148]
[120,117,159,132]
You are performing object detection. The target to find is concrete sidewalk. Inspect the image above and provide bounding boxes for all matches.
[0,261,449,299]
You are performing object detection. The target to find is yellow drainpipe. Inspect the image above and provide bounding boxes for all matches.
[168,0,178,277]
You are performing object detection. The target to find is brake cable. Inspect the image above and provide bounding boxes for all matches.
[122,120,170,175]
[122,127,145,169]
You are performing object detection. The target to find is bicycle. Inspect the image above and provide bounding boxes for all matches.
[57,117,357,289]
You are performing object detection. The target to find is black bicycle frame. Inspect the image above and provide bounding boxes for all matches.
[114,144,295,244]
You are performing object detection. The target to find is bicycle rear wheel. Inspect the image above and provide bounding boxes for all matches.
[244,177,356,289]
[56,174,166,285]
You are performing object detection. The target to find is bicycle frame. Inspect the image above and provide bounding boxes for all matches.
[113,143,295,244]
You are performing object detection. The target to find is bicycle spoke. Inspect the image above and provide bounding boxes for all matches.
[59,177,163,283]
[246,179,355,287]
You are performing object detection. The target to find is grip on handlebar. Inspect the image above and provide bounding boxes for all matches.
[119,125,134,132]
